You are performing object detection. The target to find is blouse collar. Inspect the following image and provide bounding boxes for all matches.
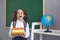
[17,19,24,22]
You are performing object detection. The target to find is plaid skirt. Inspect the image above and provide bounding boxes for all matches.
[12,36,27,40]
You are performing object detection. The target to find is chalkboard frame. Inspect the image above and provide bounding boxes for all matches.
[4,0,46,28]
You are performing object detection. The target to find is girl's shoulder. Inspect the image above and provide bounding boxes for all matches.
[10,21,14,24]
[11,20,17,23]
[27,22,29,25]
[11,21,13,23]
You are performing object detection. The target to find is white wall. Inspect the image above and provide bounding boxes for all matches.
[46,0,60,30]
[0,0,12,40]
[43,0,60,40]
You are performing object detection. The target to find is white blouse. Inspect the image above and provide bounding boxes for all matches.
[9,19,30,38]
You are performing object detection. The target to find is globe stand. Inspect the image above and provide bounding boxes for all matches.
[44,26,52,32]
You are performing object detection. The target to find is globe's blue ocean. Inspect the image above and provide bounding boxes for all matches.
[41,14,54,27]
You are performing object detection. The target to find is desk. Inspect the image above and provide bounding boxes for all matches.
[31,22,60,40]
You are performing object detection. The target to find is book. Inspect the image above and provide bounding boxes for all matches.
[11,28,25,36]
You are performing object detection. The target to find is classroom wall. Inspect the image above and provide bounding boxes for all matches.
[0,0,60,40]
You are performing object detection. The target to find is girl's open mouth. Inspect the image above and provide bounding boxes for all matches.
[19,16,22,18]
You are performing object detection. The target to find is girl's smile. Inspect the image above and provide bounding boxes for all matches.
[19,16,22,18]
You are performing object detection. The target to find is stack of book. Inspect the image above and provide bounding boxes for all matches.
[11,28,25,36]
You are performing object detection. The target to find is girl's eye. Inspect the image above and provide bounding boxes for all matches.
[21,12,23,14]
[17,13,19,14]
[21,13,22,14]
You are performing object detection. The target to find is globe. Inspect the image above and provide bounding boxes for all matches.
[41,14,54,27]
[41,13,54,32]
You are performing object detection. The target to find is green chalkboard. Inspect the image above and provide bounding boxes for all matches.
[6,0,43,28]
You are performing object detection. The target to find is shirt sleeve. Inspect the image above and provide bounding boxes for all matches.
[25,23,30,38]
[9,22,13,37]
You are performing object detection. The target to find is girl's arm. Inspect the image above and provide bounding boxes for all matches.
[9,22,13,37]
[25,23,30,38]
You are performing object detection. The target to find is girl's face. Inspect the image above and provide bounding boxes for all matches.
[17,9,25,20]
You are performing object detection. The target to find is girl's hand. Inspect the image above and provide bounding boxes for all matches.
[12,34,25,38]
[12,35,15,38]
[16,34,25,38]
